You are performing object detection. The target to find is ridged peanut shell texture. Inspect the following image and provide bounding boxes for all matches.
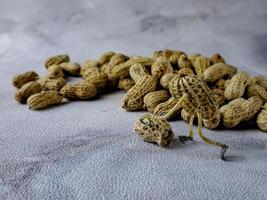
[257,103,267,132]
[15,81,42,103]
[224,71,250,100]
[12,71,39,88]
[221,96,263,128]
[60,82,97,100]
[134,114,174,147]
[45,54,70,69]
[37,77,67,91]
[143,90,170,113]
[151,57,173,79]
[27,91,64,110]
[203,63,237,83]
[122,75,157,111]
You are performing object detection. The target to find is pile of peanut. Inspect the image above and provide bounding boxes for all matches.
[12,50,267,132]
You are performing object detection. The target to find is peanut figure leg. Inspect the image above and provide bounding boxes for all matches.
[197,110,228,160]
[179,115,194,142]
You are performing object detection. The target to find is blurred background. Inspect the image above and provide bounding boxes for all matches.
[0,0,267,75]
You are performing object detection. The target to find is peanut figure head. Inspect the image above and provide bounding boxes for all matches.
[134,114,174,147]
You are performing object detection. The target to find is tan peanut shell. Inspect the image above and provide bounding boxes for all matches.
[108,53,129,69]
[203,63,237,83]
[247,84,267,101]
[84,70,108,90]
[98,51,116,65]
[210,53,225,64]
[27,90,64,109]
[169,51,185,67]
[177,68,195,76]
[193,56,211,77]
[110,57,153,80]
[118,78,135,91]
[257,103,267,132]
[143,90,170,113]
[178,54,192,69]
[151,57,173,79]
[129,63,150,83]
[60,82,97,100]
[45,54,70,69]
[187,53,201,65]
[12,71,39,88]
[37,77,67,91]
[219,98,246,115]
[154,97,181,120]
[160,73,175,89]
[134,114,174,146]
[122,75,157,111]
[15,81,42,103]
[221,96,263,128]
[47,65,64,79]
[251,75,267,89]
[59,63,81,76]
[224,71,250,100]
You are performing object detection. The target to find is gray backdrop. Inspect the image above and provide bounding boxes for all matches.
[0,0,267,199]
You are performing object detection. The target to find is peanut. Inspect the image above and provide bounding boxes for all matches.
[118,78,135,91]
[160,73,175,89]
[178,54,192,69]
[80,60,101,77]
[154,97,181,120]
[129,63,150,83]
[251,75,267,89]
[15,81,42,103]
[47,65,64,79]
[59,63,81,76]
[45,54,69,69]
[210,53,225,64]
[98,51,116,65]
[110,57,153,80]
[247,84,267,101]
[12,71,39,88]
[151,57,173,79]
[203,63,237,83]
[37,77,67,91]
[176,68,195,76]
[84,70,108,90]
[27,90,64,109]
[143,90,170,113]
[192,56,211,77]
[224,71,250,100]
[188,53,201,65]
[122,75,157,111]
[257,103,267,132]
[221,96,263,128]
[60,82,97,100]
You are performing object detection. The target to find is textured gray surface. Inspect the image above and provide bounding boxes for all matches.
[1,0,267,199]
